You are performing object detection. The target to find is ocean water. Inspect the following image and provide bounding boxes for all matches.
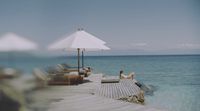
[0,54,200,111]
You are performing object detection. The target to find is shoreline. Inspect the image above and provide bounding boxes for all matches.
[0,72,167,111]
[28,74,167,111]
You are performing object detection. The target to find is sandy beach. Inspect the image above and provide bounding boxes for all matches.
[26,74,167,111]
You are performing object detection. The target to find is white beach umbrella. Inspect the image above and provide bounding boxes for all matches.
[48,29,110,73]
[0,32,38,66]
[0,32,38,51]
[48,29,108,51]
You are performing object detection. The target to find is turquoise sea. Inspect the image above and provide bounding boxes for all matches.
[0,54,200,111]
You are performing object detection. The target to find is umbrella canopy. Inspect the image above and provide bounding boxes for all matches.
[48,29,110,74]
[0,32,38,51]
[0,32,38,67]
[48,30,109,51]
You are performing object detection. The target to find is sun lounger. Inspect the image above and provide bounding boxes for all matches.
[120,72,135,80]
[101,79,119,83]
[56,64,92,77]
[48,73,83,85]
[32,68,50,87]
[33,68,83,86]
[0,68,21,80]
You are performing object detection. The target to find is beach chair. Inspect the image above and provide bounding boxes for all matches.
[120,71,135,80]
[57,64,78,72]
[0,67,21,80]
[33,68,83,86]
[48,69,84,85]
[32,68,50,87]
[56,64,92,77]
[79,67,92,77]
[101,78,119,83]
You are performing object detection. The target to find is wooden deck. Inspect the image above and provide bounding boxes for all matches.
[32,74,167,111]
[95,79,141,99]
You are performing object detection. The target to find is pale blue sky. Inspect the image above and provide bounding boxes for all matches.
[0,0,199,55]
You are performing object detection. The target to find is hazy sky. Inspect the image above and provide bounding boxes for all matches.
[0,0,199,55]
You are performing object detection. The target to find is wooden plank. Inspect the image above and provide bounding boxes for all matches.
[95,78,141,99]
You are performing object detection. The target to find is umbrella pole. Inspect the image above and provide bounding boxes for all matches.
[82,50,84,68]
[77,48,80,74]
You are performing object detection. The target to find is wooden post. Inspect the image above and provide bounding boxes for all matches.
[82,50,84,68]
[77,48,80,74]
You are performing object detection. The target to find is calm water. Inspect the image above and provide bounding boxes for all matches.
[0,54,200,111]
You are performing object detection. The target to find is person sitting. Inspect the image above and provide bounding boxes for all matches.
[119,70,135,80]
